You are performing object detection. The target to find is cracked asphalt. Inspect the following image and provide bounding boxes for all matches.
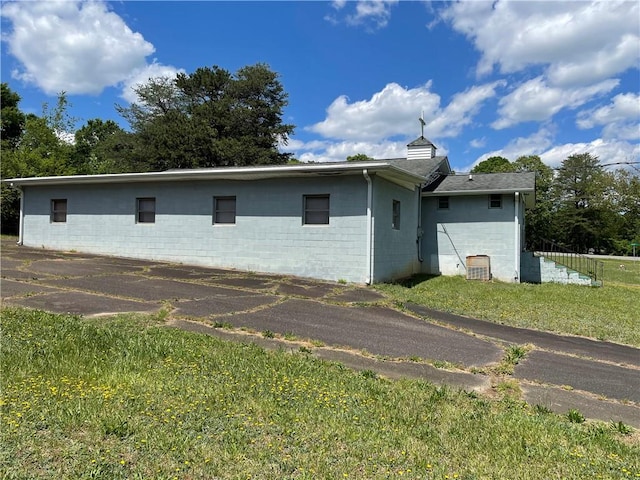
[1,239,639,427]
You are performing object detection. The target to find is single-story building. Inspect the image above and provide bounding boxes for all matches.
[5,137,535,284]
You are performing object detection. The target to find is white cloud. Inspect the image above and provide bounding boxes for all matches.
[331,0,347,11]
[577,93,640,128]
[606,123,640,142]
[465,126,556,171]
[288,132,454,164]
[309,82,438,141]
[351,0,398,28]
[577,93,640,141]
[294,139,407,164]
[440,0,639,86]
[309,81,503,142]
[325,0,399,30]
[548,33,640,87]
[1,0,179,101]
[492,77,619,129]
[120,62,186,104]
[469,137,486,149]
[431,81,506,136]
[540,139,640,169]
[466,125,638,171]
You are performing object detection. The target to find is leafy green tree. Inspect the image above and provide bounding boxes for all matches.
[115,63,294,171]
[553,153,607,209]
[117,76,187,131]
[72,119,128,174]
[42,92,77,141]
[471,156,514,173]
[513,155,553,189]
[1,92,75,233]
[607,169,640,254]
[13,119,75,177]
[512,155,554,249]
[551,153,613,252]
[1,83,26,233]
[1,83,25,149]
[114,76,194,171]
[346,153,374,162]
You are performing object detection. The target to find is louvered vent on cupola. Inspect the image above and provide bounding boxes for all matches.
[407,136,437,160]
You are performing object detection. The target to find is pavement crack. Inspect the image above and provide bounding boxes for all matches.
[186,296,288,320]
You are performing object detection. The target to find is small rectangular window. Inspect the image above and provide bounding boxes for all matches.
[303,194,330,225]
[392,200,401,230]
[137,197,156,223]
[51,199,67,223]
[214,196,236,224]
[438,196,449,210]
[489,194,502,209]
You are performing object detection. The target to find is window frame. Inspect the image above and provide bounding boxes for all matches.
[437,196,449,210]
[303,194,330,225]
[50,199,67,223]
[136,197,156,224]
[392,199,401,230]
[489,194,502,209]
[213,196,237,225]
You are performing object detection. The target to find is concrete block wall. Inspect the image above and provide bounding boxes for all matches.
[21,176,373,283]
[421,194,520,282]
[371,177,421,282]
[521,252,593,285]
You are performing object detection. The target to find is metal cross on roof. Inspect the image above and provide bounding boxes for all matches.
[419,110,426,138]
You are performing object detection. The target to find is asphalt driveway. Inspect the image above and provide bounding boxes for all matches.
[2,239,639,427]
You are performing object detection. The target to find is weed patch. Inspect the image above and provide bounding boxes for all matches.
[2,307,638,479]
[568,409,586,424]
[492,344,533,375]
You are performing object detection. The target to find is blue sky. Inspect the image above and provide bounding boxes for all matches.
[1,1,639,172]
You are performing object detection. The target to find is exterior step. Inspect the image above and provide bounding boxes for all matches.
[521,252,597,286]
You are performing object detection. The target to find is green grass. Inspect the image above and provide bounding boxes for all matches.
[1,307,639,479]
[599,258,640,286]
[377,275,640,347]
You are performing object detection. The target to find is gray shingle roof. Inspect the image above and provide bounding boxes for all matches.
[385,156,450,177]
[407,136,435,147]
[424,172,535,193]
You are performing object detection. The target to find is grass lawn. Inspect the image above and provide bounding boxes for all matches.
[1,307,639,479]
[376,271,640,347]
[598,257,640,286]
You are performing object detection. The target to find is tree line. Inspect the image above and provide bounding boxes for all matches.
[471,155,639,255]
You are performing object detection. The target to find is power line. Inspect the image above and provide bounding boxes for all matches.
[552,161,640,171]
[600,161,640,167]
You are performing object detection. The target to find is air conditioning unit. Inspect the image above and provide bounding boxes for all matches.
[466,255,491,281]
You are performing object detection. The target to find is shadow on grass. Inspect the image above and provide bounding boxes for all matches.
[389,274,441,288]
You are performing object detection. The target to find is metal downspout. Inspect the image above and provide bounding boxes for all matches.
[514,192,520,282]
[417,185,424,263]
[363,169,373,284]
[13,184,24,245]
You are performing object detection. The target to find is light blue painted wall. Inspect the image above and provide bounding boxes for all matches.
[421,194,520,282]
[371,177,421,281]
[21,176,374,283]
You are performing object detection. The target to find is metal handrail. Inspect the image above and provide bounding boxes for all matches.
[534,238,604,285]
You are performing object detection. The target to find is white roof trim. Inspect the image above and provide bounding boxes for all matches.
[4,161,427,190]
[422,188,535,196]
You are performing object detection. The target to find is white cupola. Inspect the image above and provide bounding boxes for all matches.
[407,136,437,160]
